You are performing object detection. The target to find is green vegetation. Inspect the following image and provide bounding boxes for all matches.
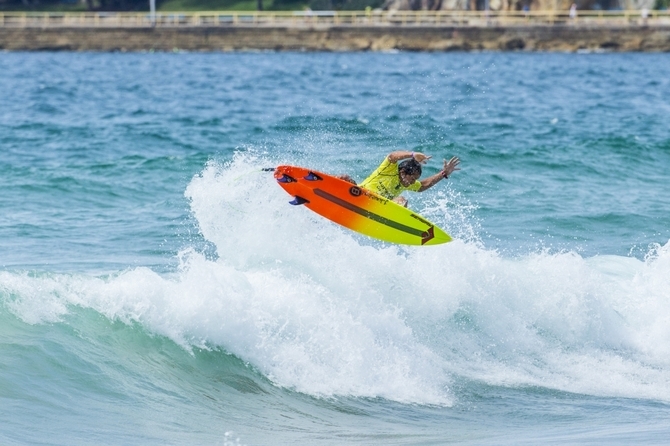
[0,0,146,11]
[0,0,79,11]
[309,0,382,10]
[158,0,277,11]
[654,0,668,9]
[0,0,382,11]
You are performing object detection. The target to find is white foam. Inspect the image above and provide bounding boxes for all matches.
[2,155,670,405]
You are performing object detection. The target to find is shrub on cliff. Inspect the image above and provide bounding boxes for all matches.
[277,0,381,9]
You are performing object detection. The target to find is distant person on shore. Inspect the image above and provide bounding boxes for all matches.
[338,152,461,207]
[569,3,578,20]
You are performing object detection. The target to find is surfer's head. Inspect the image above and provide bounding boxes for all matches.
[398,159,422,186]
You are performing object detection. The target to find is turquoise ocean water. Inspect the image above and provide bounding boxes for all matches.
[1,52,669,445]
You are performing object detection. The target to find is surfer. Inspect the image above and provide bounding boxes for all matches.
[338,151,460,207]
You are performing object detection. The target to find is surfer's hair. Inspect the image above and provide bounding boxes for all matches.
[398,159,422,177]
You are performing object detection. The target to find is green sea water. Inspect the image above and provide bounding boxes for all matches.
[1,52,669,445]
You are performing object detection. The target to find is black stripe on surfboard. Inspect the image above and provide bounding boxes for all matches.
[313,188,434,243]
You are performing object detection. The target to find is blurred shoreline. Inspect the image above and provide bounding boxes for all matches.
[2,10,669,51]
[2,24,669,51]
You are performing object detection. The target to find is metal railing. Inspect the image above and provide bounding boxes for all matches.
[1,10,669,28]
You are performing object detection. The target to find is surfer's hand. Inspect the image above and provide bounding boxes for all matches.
[413,152,431,164]
[393,196,409,207]
[442,156,461,178]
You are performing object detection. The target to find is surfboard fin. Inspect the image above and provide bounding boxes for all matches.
[304,172,322,181]
[289,196,309,206]
[277,174,296,183]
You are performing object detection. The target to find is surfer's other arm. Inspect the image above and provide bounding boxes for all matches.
[418,156,461,192]
[388,151,431,164]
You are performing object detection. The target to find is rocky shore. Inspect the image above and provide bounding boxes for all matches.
[1,24,669,52]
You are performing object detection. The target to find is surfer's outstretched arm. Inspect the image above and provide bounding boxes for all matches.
[418,156,460,192]
[388,151,431,164]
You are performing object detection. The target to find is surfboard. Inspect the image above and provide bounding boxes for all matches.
[273,165,452,246]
